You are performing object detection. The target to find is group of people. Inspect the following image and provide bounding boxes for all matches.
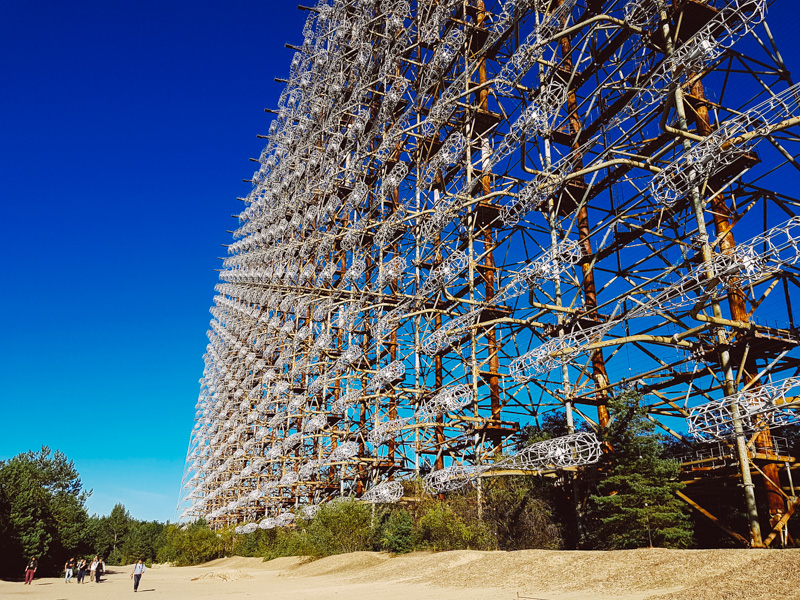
[61,556,104,583]
[24,555,146,591]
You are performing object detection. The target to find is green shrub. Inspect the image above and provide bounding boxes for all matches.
[304,499,374,556]
[482,476,565,550]
[232,526,311,560]
[376,508,413,554]
[413,499,492,551]
[231,527,267,557]
[156,521,224,566]
[263,527,311,560]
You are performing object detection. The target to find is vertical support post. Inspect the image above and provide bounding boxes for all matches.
[434,240,446,471]
[387,190,401,467]
[557,0,610,427]
[475,1,502,434]
[690,77,785,525]
[656,0,762,546]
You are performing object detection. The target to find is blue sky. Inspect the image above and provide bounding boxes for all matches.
[1,1,799,523]
[0,0,306,522]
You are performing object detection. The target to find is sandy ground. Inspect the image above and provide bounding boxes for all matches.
[3,548,800,600]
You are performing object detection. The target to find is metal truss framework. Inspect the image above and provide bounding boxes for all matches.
[179,0,800,546]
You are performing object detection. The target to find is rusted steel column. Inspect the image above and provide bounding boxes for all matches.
[690,78,784,524]
[558,0,610,427]
[434,353,445,470]
[476,1,502,424]
[434,247,446,470]
[387,188,401,464]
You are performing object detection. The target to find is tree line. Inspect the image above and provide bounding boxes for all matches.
[0,447,165,578]
[4,393,795,575]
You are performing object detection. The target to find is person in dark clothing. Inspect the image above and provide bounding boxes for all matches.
[76,558,87,583]
[95,557,105,583]
[24,557,37,584]
[64,557,75,583]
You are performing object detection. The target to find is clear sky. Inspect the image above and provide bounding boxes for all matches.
[0,0,306,522]
[1,1,799,524]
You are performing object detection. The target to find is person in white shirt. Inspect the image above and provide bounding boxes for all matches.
[131,559,146,592]
[89,557,98,583]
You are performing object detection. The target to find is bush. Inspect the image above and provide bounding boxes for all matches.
[156,521,224,565]
[232,526,311,560]
[482,476,565,550]
[262,528,310,560]
[304,499,374,556]
[413,499,492,551]
[375,508,413,554]
[229,527,265,557]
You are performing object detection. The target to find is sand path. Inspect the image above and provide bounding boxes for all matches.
[2,548,800,600]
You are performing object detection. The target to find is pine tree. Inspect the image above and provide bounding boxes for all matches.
[584,392,693,549]
[0,447,92,575]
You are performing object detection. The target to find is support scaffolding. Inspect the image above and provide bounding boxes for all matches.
[179,0,800,545]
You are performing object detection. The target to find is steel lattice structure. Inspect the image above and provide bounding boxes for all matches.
[180,0,800,545]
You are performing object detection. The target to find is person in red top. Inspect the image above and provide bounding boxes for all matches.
[24,557,38,584]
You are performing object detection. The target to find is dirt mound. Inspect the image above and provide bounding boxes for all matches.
[257,547,800,599]
[287,551,391,577]
[257,556,308,572]
[199,556,265,570]
[647,550,800,600]
[190,570,254,582]
[345,550,489,584]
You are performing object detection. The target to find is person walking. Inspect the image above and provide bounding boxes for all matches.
[76,558,87,583]
[130,559,146,592]
[95,557,105,583]
[24,557,37,585]
[64,557,75,583]
[89,556,98,582]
